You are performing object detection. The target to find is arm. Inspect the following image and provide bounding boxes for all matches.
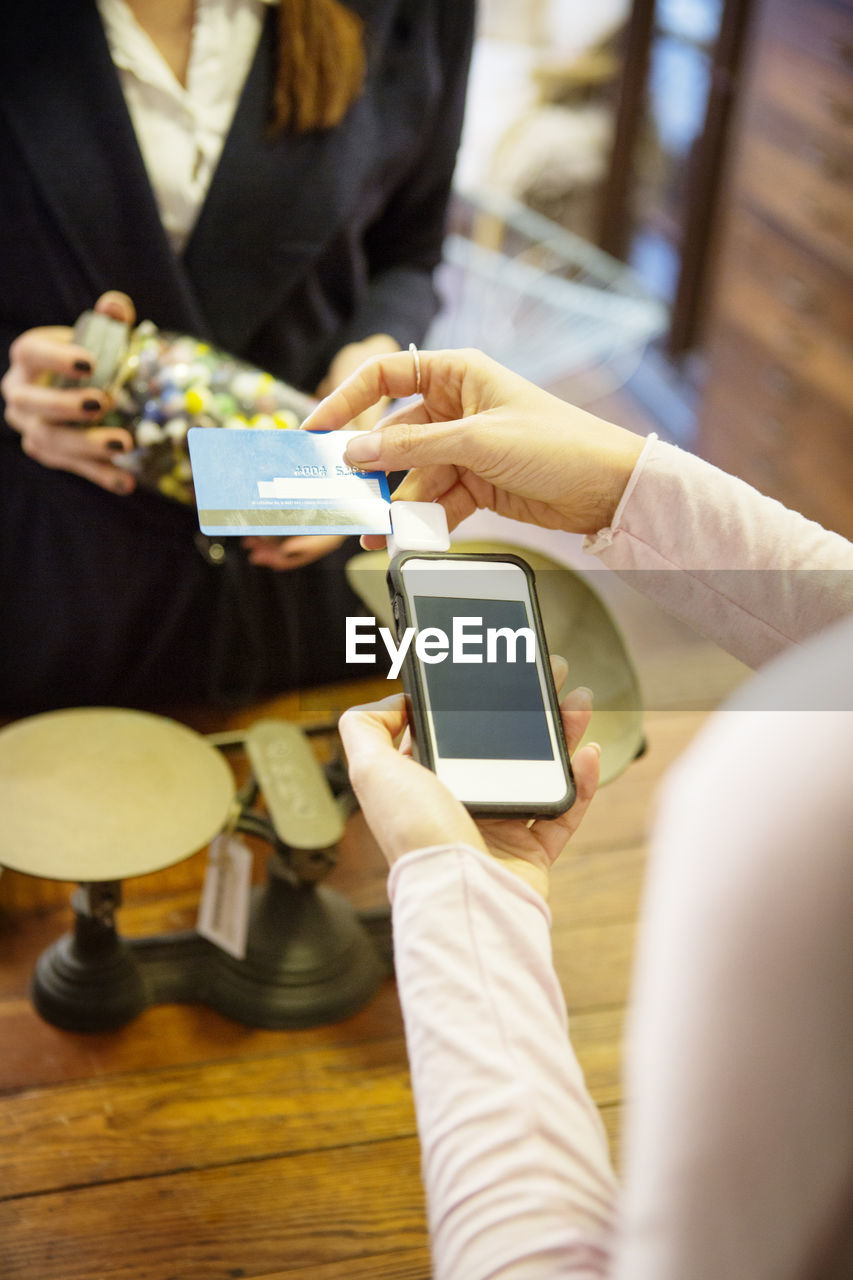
[390,844,617,1279]
[337,686,616,1278]
[584,436,853,667]
[302,348,853,668]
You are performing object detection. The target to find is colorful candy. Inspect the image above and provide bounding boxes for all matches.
[98,323,316,504]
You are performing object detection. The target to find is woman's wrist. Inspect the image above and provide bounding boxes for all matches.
[574,420,646,534]
[485,851,550,900]
[600,432,646,528]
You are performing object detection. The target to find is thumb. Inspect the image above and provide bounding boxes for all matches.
[302,349,422,434]
[338,694,410,782]
[94,291,136,326]
[342,418,473,473]
[338,694,487,864]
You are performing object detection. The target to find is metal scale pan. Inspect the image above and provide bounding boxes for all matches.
[0,706,235,882]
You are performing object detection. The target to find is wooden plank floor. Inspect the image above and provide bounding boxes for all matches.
[0,660,718,1279]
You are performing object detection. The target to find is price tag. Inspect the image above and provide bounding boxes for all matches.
[196,833,253,960]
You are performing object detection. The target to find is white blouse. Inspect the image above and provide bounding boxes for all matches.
[96,0,277,253]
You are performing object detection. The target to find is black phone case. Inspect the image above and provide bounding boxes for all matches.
[386,550,576,819]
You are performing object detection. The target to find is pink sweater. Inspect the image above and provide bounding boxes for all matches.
[389,441,853,1279]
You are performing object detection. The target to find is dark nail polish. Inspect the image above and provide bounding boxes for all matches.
[83,398,102,412]
[106,439,125,452]
[73,359,93,374]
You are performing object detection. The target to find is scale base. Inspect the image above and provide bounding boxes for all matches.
[31,880,392,1033]
[205,880,388,1029]
[33,929,148,1032]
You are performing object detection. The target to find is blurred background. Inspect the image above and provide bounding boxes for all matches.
[432,0,853,541]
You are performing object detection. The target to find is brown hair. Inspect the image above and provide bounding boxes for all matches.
[272,0,367,133]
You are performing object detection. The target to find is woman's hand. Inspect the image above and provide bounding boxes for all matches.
[337,661,599,900]
[315,333,401,431]
[242,532,347,570]
[302,347,645,544]
[1,291,138,494]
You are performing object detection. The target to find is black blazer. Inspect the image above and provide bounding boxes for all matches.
[0,0,474,714]
[0,0,473,388]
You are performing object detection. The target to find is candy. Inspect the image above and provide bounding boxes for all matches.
[135,420,166,447]
[187,362,212,387]
[184,386,210,416]
[213,392,238,419]
[83,320,314,504]
[164,417,189,442]
[166,362,193,389]
[142,398,165,424]
[231,369,263,405]
[272,410,300,430]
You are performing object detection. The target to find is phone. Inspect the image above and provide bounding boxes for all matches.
[387,552,575,818]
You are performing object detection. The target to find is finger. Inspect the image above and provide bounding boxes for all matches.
[548,654,569,692]
[349,400,389,433]
[243,537,308,570]
[530,741,600,860]
[9,382,111,426]
[6,327,94,381]
[18,415,127,461]
[302,350,427,432]
[376,398,433,428]
[358,533,390,551]
[338,694,410,771]
[355,462,475,549]
[244,534,342,570]
[68,456,137,495]
[244,542,296,569]
[339,693,487,864]
[85,425,137,456]
[342,417,478,474]
[559,685,594,757]
[390,462,463,504]
[94,291,136,325]
[20,430,135,493]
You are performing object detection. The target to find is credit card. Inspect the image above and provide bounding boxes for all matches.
[187,428,392,536]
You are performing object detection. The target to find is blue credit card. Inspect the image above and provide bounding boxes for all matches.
[187,428,392,536]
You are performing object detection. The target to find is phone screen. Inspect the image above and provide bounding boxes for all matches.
[411,595,553,760]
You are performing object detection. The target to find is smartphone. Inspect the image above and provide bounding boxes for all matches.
[387,552,575,818]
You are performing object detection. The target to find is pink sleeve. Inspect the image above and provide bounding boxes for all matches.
[584,438,853,667]
[388,843,618,1279]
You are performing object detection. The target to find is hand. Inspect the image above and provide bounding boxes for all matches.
[242,532,347,570]
[302,347,645,544]
[1,291,138,494]
[315,333,401,431]
[337,660,600,900]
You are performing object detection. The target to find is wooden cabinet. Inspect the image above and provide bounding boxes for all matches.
[696,0,853,537]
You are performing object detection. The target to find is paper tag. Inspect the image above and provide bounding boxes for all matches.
[187,428,392,536]
[196,833,253,959]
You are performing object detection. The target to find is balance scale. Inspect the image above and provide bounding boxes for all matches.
[0,707,390,1032]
